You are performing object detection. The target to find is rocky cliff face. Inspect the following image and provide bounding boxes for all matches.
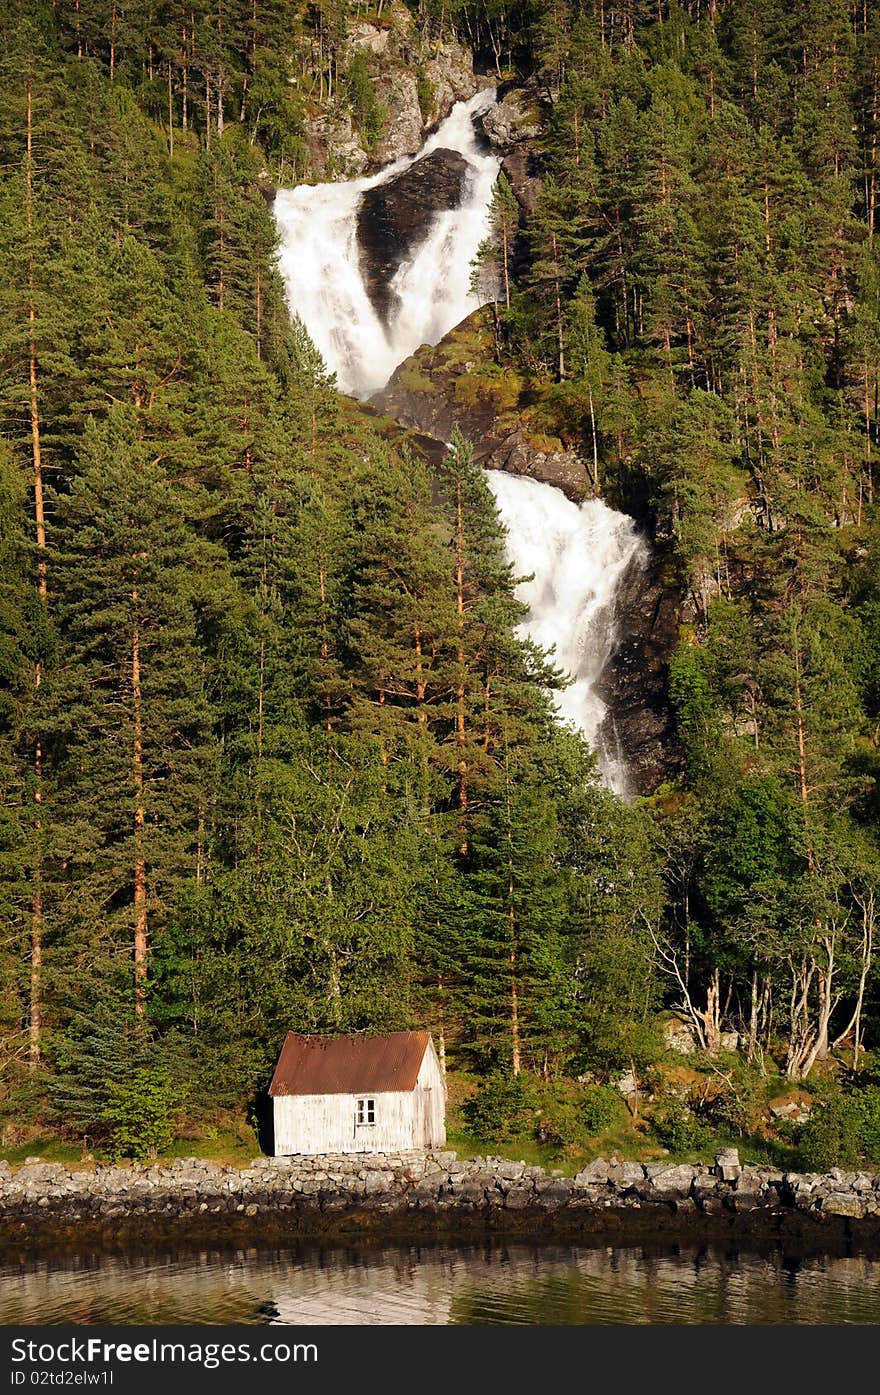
[357,148,469,322]
[303,1,482,178]
[373,310,595,499]
[597,553,682,792]
[477,81,546,216]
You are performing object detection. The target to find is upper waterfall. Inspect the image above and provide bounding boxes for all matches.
[274,90,500,399]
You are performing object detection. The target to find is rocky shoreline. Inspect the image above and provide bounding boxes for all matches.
[2,1149,880,1256]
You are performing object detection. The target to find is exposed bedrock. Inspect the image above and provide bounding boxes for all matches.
[596,551,683,793]
[478,80,546,231]
[372,326,592,499]
[357,148,469,322]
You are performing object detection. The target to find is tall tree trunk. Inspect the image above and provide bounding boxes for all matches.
[255,265,263,358]
[27,78,47,1071]
[550,232,565,379]
[587,386,599,491]
[318,561,333,733]
[132,609,147,1018]
[501,220,510,308]
[454,475,468,855]
[216,200,225,310]
[510,943,521,1076]
[167,62,175,157]
[255,631,265,874]
[181,28,189,129]
[504,751,521,1075]
[833,887,874,1069]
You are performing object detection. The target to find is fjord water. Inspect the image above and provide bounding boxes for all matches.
[273,93,645,785]
[4,1242,880,1324]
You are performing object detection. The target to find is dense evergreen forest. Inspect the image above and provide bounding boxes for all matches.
[2,0,880,1168]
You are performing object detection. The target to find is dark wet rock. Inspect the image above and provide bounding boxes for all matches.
[478,81,546,223]
[483,427,592,499]
[502,147,543,214]
[594,548,682,794]
[357,148,469,323]
[4,1151,880,1257]
[256,173,277,207]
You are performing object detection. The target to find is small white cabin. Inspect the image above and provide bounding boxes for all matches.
[268,1030,446,1157]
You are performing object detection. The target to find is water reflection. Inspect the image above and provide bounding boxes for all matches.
[2,1242,880,1326]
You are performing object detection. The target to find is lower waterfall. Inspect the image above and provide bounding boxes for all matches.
[273,92,646,792]
[486,472,645,795]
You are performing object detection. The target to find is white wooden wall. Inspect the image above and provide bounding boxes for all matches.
[412,1042,446,1149]
[273,1040,446,1156]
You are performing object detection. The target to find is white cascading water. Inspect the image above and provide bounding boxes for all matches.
[486,473,645,795]
[274,89,501,398]
[273,91,645,792]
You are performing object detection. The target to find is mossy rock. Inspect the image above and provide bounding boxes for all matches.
[397,364,437,396]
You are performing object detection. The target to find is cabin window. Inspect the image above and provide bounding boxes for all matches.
[356,1098,375,1126]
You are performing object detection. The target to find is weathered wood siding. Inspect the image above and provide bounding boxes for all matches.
[272,1038,446,1155]
[273,1090,412,1155]
[412,1041,446,1149]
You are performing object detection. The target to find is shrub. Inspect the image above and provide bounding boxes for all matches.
[463,1073,535,1143]
[578,1015,663,1077]
[581,1083,626,1135]
[534,1094,582,1147]
[860,1087,880,1163]
[651,1100,712,1154]
[101,1067,185,1161]
[344,52,386,151]
[415,66,435,123]
[797,1084,880,1171]
[699,1083,752,1138]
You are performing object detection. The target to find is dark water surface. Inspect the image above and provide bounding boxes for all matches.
[2,1240,880,1324]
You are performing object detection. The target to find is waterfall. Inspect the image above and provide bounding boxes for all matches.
[274,90,500,399]
[273,92,645,793]
[485,473,645,795]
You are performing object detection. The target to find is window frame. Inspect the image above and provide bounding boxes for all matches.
[356,1097,376,1127]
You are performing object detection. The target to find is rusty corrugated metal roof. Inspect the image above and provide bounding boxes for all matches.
[268,1030,432,1097]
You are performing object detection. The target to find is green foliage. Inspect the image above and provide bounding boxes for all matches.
[344,52,386,151]
[415,66,435,123]
[102,1068,186,1162]
[580,1083,626,1135]
[651,1100,712,1154]
[462,1073,536,1143]
[2,0,880,1154]
[668,638,723,784]
[797,1084,880,1171]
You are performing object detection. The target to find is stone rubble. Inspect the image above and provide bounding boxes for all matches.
[0,1148,879,1237]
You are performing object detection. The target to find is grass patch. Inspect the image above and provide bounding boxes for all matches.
[0,1116,261,1170]
[163,1126,261,1168]
[2,1138,94,1169]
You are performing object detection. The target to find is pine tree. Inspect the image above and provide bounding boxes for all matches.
[48,412,216,1021]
